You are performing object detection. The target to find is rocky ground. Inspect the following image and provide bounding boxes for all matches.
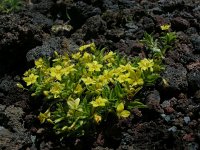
[0,0,200,149]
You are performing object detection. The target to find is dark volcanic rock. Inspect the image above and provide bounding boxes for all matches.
[0,105,32,150]
[102,0,119,10]
[106,28,125,42]
[159,0,185,12]
[0,0,200,149]
[140,16,155,32]
[146,90,163,113]
[171,17,190,31]
[29,0,55,14]
[187,69,200,92]
[161,63,188,93]
[0,12,48,76]
[26,37,63,62]
[26,37,79,62]
[0,76,30,108]
[190,35,200,53]
[82,15,107,40]
[73,1,101,19]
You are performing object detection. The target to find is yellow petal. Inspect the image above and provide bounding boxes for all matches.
[120,110,130,118]
[117,102,124,112]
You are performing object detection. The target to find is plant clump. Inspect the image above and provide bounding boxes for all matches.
[19,25,176,137]
[0,0,22,13]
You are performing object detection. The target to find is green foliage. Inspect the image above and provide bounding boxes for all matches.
[18,25,177,138]
[141,24,176,59]
[20,42,163,137]
[0,0,22,13]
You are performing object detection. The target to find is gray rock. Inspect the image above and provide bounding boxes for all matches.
[125,23,138,31]
[74,1,101,19]
[187,69,200,92]
[159,0,185,12]
[161,64,188,92]
[140,16,155,31]
[171,17,190,30]
[161,101,171,108]
[26,37,63,62]
[0,105,32,149]
[187,142,199,150]
[146,90,164,113]
[0,13,44,76]
[168,126,177,132]
[0,126,31,150]
[0,76,16,93]
[82,15,107,38]
[30,0,55,14]
[161,114,171,122]
[102,0,119,10]
[190,35,200,53]
[184,116,191,124]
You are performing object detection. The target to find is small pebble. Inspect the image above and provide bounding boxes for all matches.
[31,135,36,143]
[161,114,171,122]
[168,126,177,132]
[184,116,191,124]
[187,142,199,150]
[161,100,170,108]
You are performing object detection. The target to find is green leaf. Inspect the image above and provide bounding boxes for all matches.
[54,117,65,123]
[127,101,147,110]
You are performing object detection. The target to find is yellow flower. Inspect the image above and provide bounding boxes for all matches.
[74,84,83,94]
[79,43,96,51]
[95,83,104,92]
[86,61,103,72]
[138,58,154,71]
[129,70,144,86]
[110,68,122,76]
[116,73,130,83]
[38,109,51,124]
[94,114,102,123]
[116,102,130,118]
[62,65,76,76]
[103,51,115,61]
[67,98,81,110]
[81,77,96,85]
[107,62,112,67]
[50,65,63,80]
[72,52,81,60]
[50,82,64,98]
[23,73,38,86]
[90,97,108,107]
[123,64,136,72]
[90,43,96,51]
[35,58,44,68]
[79,52,92,63]
[62,60,71,67]
[160,24,170,30]
[23,69,33,77]
[67,98,83,116]
[97,70,113,85]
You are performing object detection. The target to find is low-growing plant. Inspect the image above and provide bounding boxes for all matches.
[18,25,176,137]
[141,24,176,59]
[0,0,22,13]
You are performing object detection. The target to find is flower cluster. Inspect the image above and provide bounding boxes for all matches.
[20,43,162,137]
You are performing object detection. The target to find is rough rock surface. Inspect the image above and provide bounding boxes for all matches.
[0,0,200,149]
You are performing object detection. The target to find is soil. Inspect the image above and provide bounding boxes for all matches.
[0,0,200,150]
